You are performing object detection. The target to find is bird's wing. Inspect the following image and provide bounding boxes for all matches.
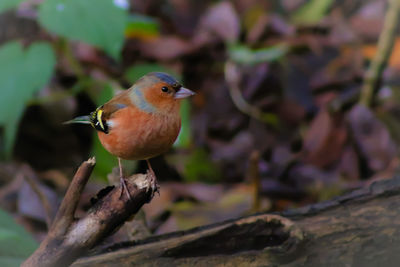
[90,93,130,133]
[64,91,130,133]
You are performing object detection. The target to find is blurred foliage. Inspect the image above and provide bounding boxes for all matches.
[125,14,160,39]
[0,208,38,267]
[183,148,220,183]
[0,1,177,163]
[165,185,252,230]
[292,0,334,24]
[0,41,55,158]
[38,0,128,59]
[0,0,23,13]
[90,84,118,179]
[175,99,192,149]
[2,0,400,244]
[228,43,288,65]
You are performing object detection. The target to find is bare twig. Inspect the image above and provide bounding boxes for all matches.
[22,158,156,267]
[51,157,96,235]
[225,61,279,127]
[359,0,400,106]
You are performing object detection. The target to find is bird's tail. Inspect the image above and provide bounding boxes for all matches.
[63,115,92,125]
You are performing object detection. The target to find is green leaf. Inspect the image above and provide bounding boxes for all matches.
[228,43,288,65]
[291,0,333,25]
[183,148,221,183]
[0,208,38,266]
[0,0,23,13]
[91,135,118,180]
[94,82,115,106]
[174,99,192,148]
[38,0,128,59]
[91,84,117,180]
[125,14,160,39]
[0,41,55,158]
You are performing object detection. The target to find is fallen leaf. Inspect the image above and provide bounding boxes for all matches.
[302,109,347,167]
[154,184,254,234]
[18,179,60,223]
[337,145,359,181]
[291,0,334,25]
[350,1,385,40]
[143,182,224,221]
[347,104,397,172]
[197,1,240,43]
[138,36,192,60]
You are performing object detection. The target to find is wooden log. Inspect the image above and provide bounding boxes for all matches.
[73,176,400,267]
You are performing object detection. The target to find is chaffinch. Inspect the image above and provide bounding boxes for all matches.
[66,72,195,198]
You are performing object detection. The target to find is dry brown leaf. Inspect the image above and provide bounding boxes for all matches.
[138,36,193,60]
[337,145,359,181]
[302,109,347,167]
[347,104,397,172]
[143,182,224,221]
[18,180,60,223]
[350,1,385,40]
[196,1,240,43]
[153,184,254,234]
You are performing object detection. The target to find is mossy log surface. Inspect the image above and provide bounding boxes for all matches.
[73,176,400,267]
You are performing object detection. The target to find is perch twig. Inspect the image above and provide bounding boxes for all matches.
[22,157,156,267]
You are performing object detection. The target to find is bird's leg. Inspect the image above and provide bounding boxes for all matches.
[146,159,159,194]
[118,157,131,200]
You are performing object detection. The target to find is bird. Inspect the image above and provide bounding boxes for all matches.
[65,72,195,198]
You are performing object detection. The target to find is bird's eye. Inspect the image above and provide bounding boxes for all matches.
[161,86,169,93]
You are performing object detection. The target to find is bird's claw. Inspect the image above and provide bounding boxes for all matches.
[119,176,132,200]
[146,169,160,197]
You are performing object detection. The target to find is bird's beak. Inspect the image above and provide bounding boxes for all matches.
[174,87,195,99]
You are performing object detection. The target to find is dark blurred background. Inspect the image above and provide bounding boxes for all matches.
[1,0,400,263]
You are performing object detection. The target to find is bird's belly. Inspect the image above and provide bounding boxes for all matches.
[98,110,181,160]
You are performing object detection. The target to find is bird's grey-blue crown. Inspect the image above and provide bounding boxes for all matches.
[150,72,180,87]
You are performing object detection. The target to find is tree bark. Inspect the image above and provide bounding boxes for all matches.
[72,176,400,267]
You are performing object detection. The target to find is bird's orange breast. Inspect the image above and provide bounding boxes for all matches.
[97,106,181,160]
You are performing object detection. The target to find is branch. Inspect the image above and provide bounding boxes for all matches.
[51,158,96,236]
[359,0,400,106]
[22,158,156,267]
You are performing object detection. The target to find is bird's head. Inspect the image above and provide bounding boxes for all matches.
[131,72,195,113]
